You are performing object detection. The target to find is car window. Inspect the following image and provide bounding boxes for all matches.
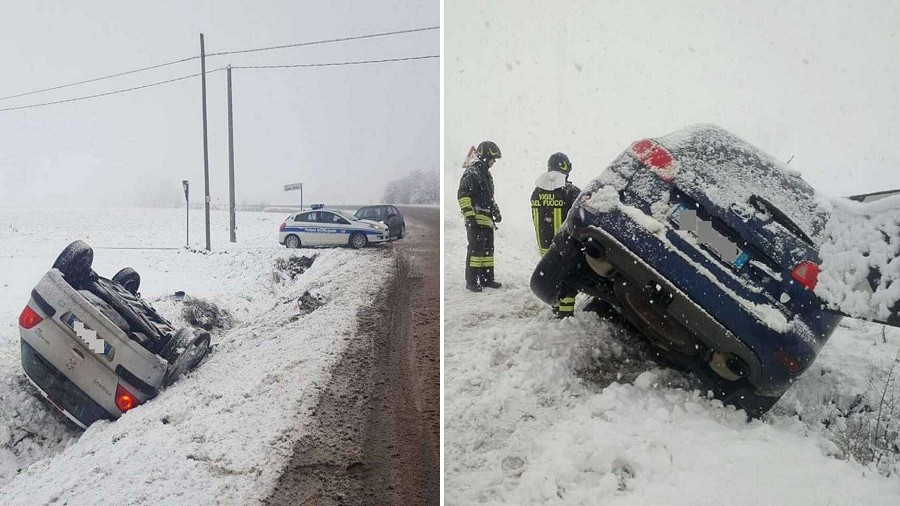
[389,206,399,216]
[295,212,315,222]
[324,212,350,225]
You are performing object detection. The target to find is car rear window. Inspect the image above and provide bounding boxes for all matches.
[661,125,829,243]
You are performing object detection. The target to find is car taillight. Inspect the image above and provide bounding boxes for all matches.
[279,222,286,231]
[115,384,140,413]
[774,348,801,374]
[791,260,820,291]
[19,306,43,329]
[630,138,676,181]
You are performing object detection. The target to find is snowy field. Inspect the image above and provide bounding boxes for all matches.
[0,207,391,504]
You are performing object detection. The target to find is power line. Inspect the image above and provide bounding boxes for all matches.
[233,54,439,69]
[0,68,225,113]
[0,26,439,103]
[207,26,439,58]
[0,56,198,103]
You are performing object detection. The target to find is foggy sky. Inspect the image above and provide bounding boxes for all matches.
[445,0,900,202]
[0,0,438,208]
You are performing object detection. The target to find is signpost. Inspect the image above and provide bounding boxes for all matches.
[182,180,190,248]
[284,182,303,210]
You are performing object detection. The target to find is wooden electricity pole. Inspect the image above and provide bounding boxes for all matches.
[200,33,211,251]
[227,65,236,243]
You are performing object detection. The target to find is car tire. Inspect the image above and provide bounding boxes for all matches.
[285,234,301,249]
[530,231,582,305]
[162,331,211,386]
[397,225,405,239]
[53,240,94,285]
[349,232,367,249]
[112,267,141,295]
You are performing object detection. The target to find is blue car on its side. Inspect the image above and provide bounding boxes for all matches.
[531,124,842,416]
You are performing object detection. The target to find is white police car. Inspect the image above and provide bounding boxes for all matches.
[278,206,390,249]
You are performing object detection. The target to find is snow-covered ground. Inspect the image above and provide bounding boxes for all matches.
[443,200,900,504]
[444,1,900,503]
[0,207,390,504]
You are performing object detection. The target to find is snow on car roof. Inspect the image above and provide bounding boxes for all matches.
[660,124,829,243]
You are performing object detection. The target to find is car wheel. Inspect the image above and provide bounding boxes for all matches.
[162,331,211,386]
[53,240,94,285]
[613,277,700,357]
[285,234,301,249]
[112,267,141,295]
[349,232,367,249]
[530,231,582,305]
[397,225,405,239]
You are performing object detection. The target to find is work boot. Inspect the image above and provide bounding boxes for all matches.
[466,283,483,292]
[484,281,502,289]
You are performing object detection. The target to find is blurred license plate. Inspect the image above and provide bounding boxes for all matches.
[672,205,750,269]
[66,315,113,357]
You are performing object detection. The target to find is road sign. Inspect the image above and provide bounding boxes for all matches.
[284,183,302,191]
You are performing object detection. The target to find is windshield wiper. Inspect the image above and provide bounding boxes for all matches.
[749,195,814,246]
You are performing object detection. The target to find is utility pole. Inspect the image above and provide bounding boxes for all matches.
[183,180,190,248]
[200,33,211,251]
[227,65,236,243]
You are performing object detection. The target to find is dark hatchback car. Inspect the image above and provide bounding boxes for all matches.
[532,124,846,416]
[354,205,405,239]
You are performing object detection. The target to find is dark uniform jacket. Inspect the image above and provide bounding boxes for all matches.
[531,171,580,254]
[458,160,500,227]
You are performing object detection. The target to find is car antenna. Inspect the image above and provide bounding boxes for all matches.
[785,154,795,165]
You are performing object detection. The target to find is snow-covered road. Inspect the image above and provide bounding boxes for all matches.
[0,207,391,504]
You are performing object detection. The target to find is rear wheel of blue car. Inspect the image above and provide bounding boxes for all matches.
[285,235,300,249]
[350,232,367,249]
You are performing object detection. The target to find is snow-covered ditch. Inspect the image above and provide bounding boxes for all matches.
[0,207,390,504]
[443,162,900,504]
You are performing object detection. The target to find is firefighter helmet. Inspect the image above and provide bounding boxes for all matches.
[476,141,502,162]
[547,152,572,174]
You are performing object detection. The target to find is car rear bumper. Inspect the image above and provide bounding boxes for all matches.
[21,339,113,429]
[570,206,832,395]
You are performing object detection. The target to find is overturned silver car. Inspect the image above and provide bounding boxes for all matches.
[18,241,210,428]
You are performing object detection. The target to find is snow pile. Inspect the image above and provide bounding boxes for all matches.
[817,195,900,323]
[443,211,900,504]
[0,207,390,504]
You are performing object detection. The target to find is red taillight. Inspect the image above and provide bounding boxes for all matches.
[115,384,140,413]
[629,138,676,181]
[19,306,43,329]
[774,348,801,374]
[791,260,820,291]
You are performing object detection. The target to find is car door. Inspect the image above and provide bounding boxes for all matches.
[389,206,404,234]
[319,211,348,245]
[293,211,319,245]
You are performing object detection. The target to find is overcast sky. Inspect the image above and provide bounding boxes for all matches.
[445,0,900,203]
[0,0,438,208]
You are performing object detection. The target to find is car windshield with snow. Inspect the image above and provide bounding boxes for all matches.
[353,205,406,239]
[18,241,210,429]
[278,208,390,249]
[531,124,900,417]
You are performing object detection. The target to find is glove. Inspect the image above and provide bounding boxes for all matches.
[465,216,477,229]
[492,206,502,223]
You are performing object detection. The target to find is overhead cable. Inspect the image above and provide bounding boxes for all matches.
[207,26,439,57]
[0,68,225,113]
[0,26,439,102]
[0,56,199,102]
[233,54,440,69]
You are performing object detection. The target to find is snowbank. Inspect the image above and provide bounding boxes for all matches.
[0,207,390,504]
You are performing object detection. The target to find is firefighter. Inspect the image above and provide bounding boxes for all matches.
[458,140,503,292]
[532,152,581,317]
